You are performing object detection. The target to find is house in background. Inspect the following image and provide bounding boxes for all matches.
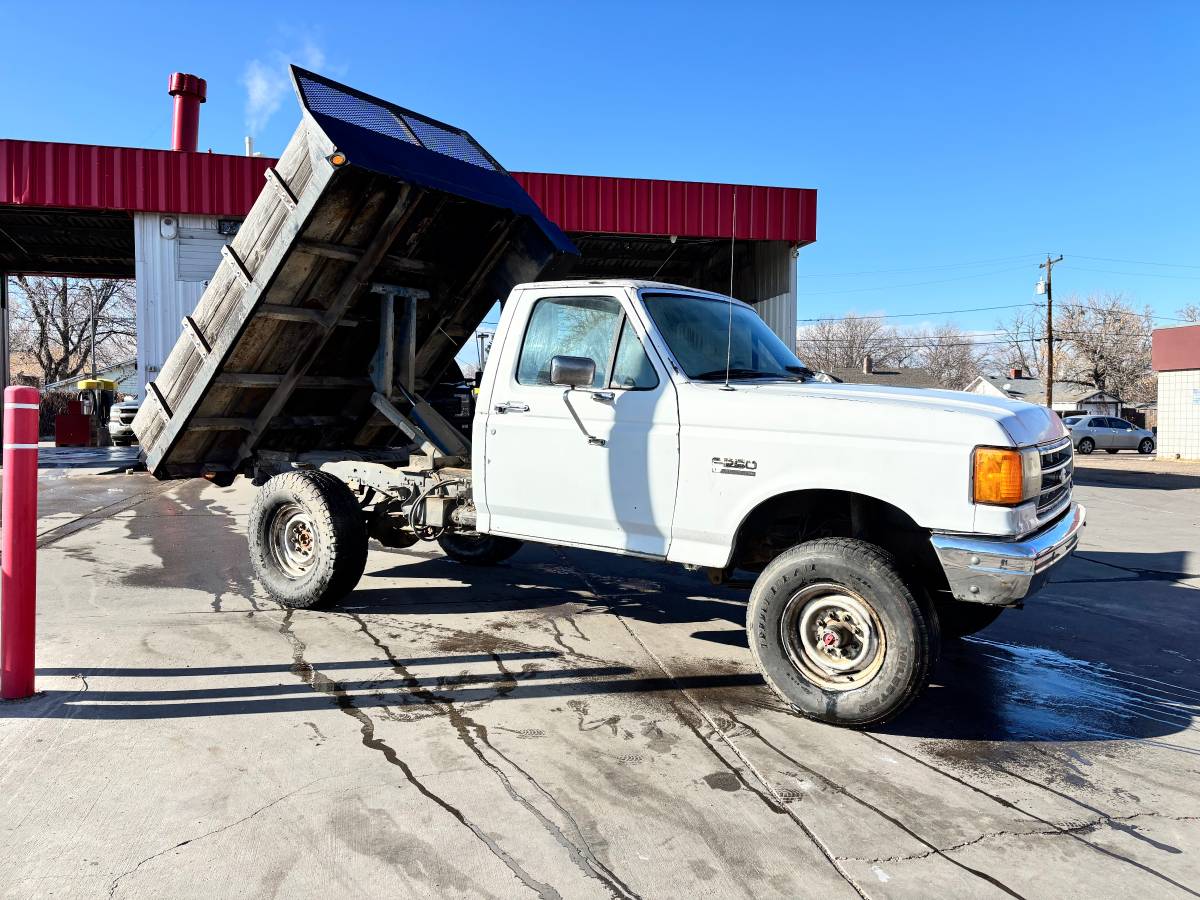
[965,368,1121,417]
[42,358,139,397]
[825,355,941,389]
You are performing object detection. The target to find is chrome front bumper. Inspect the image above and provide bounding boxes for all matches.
[929,503,1086,606]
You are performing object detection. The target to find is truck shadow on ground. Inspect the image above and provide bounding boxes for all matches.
[1073,466,1200,491]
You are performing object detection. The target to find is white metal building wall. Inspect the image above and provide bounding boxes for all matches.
[134,212,229,397]
[748,241,798,349]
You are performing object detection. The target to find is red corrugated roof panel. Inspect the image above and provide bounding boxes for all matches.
[511,171,816,244]
[0,140,272,217]
[1,140,817,243]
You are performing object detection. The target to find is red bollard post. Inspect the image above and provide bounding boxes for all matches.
[2,386,39,700]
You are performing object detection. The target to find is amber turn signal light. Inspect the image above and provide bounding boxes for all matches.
[328,151,348,167]
[973,447,1024,505]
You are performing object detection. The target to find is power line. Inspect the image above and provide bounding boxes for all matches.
[1067,254,1200,270]
[797,302,1040,323]
[1060,264,1200,281]
[796,264,1034,296]
[795,253,1041,278]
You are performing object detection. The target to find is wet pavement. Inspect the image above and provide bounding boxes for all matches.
[1,459,1198,898]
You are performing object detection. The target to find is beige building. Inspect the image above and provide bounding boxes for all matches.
[1152,324,1200,459]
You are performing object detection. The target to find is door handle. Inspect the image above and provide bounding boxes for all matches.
[494,401,530,414]
[590,391,615,403]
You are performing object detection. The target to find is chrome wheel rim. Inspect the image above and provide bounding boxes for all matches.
[781,583,885,691]
[268,503,318,579]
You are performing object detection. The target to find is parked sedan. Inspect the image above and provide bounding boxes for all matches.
[1064,415,1155,455]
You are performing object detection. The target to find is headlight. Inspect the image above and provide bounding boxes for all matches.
[973,446,1042,506]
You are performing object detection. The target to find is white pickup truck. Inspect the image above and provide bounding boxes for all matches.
[135,70,1083,727]
[245,278,1084,727]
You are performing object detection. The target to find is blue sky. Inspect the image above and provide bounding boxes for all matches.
[2,1,1198,334]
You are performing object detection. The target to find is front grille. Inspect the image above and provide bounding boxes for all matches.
[1037,437,1073,517]
[119,412,136,425]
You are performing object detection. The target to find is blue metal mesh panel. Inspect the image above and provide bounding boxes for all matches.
[401,115,496,171]
[297,75,419,146]
[297,73,497,171]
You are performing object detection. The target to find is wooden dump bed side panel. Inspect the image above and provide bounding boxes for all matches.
[133,68,576,479]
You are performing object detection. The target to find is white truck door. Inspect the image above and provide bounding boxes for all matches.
[479,289,679,556]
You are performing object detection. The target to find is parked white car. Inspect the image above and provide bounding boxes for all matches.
[1064,415,1155,455]
[108,399,141,446]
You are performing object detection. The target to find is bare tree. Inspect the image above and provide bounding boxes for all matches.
[9,276,136,385]
[1057,294,1154,404]
[910,323,984,389]
[796,315,905,372]
[985,306,1047,380]
[1178,303,1200,323]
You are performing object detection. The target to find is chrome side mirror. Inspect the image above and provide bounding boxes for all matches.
[550,355,596,389]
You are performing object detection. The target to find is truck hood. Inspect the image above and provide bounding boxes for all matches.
[713,381,1067,447]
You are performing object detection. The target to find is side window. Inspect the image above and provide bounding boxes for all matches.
[1087,417,1105,428]
[1104,418,1123,429]
[610,319,659,390]
[516,296,621,387]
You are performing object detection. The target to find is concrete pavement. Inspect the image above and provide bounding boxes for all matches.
[1,457,1198,898]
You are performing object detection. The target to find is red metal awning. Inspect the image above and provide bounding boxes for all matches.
[0,139,816,244]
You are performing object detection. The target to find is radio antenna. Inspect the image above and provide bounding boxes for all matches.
[721,187,738,391]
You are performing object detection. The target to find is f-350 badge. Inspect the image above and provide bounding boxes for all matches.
[712,457,758,476]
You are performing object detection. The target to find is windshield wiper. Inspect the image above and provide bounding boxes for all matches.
[691,368,802,382]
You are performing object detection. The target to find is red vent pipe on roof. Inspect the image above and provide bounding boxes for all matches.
[168,73,207,152]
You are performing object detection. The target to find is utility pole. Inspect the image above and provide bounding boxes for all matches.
[1039,254,1063,409]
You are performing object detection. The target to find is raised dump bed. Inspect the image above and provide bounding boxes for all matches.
[134,67,576,479]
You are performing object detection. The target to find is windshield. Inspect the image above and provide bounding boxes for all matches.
[641,292,810,381]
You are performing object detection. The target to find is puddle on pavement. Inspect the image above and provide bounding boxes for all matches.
[885,636,1200,755]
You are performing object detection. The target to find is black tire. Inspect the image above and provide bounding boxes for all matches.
[1139,438,1154,455]
[437,533,523,566]
[747,538,938,728]
[1077,437,1095,455]
[936,601,1005,639]
[248,471,368,609]
[1105,448,1119,454]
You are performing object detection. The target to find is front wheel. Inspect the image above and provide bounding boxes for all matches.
[1077,437,1095,455]
[437,533,523,566]
[248,471,368,609]
[747,538,938,727]
[1139,438,1154,455]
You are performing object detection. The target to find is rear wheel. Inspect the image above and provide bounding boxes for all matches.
[1139,438,1154,454]
[437,533,523,566]
[1077,437,1095,454]
[936,601,1005,639]
[747,538,938,727]
[249,471,368,609]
